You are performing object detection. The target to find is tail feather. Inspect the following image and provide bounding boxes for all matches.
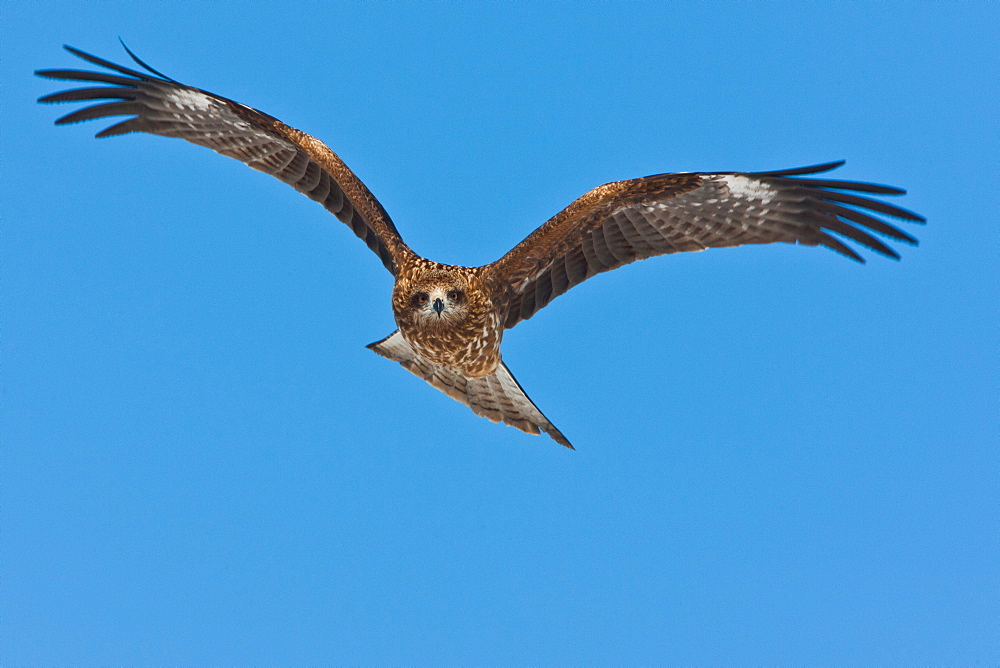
[368,331,572,449]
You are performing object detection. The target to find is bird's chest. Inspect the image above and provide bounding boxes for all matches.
[399,311,503,379]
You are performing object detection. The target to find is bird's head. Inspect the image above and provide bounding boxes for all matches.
[395,270,474,328]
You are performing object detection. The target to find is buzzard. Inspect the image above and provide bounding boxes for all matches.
[37,45,924,449]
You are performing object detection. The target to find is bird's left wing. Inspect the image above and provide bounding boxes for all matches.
[37,45,410,274]
[487,162,924,329]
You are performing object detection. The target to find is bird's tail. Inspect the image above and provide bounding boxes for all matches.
[368,331,573,449]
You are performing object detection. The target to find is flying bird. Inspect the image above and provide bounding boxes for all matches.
[37,45,924,449]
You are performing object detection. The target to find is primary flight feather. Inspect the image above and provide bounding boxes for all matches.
[37,44,925,449]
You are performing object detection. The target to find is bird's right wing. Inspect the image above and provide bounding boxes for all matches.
[488,162,924,329]
[368,331,573,449]
[37,45,411,274]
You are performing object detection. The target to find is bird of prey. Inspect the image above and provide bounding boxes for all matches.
[37,45,924,449]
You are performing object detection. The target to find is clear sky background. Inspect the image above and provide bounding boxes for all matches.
[3,1,997,664]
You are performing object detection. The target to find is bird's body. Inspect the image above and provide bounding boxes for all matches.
[38,45,925,449]
[389,263,502,378]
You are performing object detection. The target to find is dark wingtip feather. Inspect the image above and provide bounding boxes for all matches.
[118,37,176,82]
[753,160,846,177]
[33,69,143,86]
[890,205,926,224]
[94,117,144,138]
[38,86,134,104]
[35,67,82,80]
[783,177,908,195]
[820,201,921,245]
[814,233,866,263]
[820,190,926,223]
[826,220,902,260]
[60,44,149,79]
[53,100,141,125]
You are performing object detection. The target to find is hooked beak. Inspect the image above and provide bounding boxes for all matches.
[432,298,445,315]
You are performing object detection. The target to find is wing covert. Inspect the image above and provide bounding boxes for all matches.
[487,162,924,329]
[37,45,411,274]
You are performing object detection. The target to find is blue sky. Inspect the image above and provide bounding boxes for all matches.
[3,1,997,664]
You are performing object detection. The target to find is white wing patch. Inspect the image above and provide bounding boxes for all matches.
[717,174,776,203]
[164,87,216,112]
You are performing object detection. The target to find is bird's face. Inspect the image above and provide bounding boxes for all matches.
[399,272,473,328]
[411,285,467,320]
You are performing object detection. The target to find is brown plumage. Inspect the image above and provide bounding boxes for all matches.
[37,45,925,449]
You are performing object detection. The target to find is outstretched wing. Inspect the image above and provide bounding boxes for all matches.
[368,332,573,449]
[488,162,925,329]
[36,45,411,274]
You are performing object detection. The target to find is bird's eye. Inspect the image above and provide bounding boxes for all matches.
[413,292,429,306]
[447,290,462,302]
